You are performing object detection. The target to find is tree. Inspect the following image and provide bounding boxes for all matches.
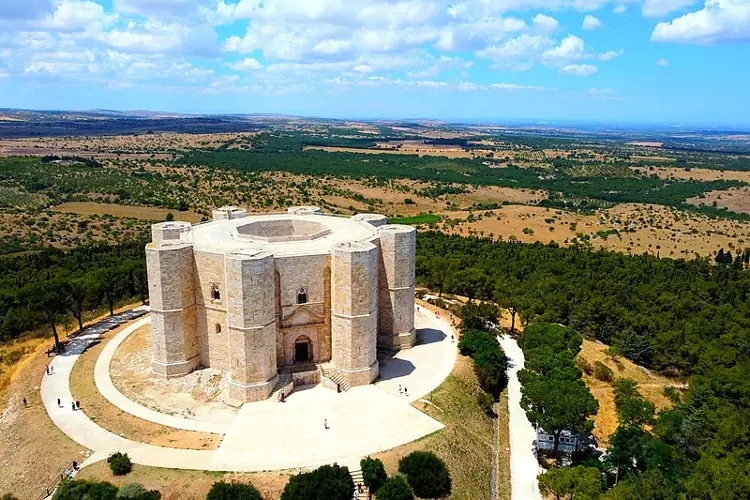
[91,267,125,316]
[473,341,509,396]
[107,452,133,476]
[538,466,605,500]
[24,279,69,352]
[612,379,655,426]
[429,256,456,297]
[206,481,262,500]
[458,329,497,357]
[54,480,118,500]
[360,457,387,494]
[520,375,598,453]
[494,278,525,333]
[280,464,353,500]
[66,276,94,332]
[459,302,499,331]
[603,470,680,500]
[398,451,452,499]
[1,494,20,500]
[374,476,414,500]
[450,267,487,302]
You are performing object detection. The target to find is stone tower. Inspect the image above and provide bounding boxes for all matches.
[225,249,279,403]
[331,241,380,386]
[146,223,200,378]
[377,224,417,350]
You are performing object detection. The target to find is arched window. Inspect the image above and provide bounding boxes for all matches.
[215,324,222,335]
[297,287,308,304]
[211,284,221,301]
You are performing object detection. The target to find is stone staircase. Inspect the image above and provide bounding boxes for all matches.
[349,468,369,499]
[269,373,294,402]
[320,365,351,392]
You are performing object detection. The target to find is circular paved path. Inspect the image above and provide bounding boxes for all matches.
[42,307,457,472]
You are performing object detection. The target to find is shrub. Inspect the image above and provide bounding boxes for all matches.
[476,391,496,416]
[1,494,20,500]
[54,480,118,500]
[398,451,452,499]
[473,343,509,397]
[107,452,133,476]
[206,481,262,500]
[593,361,613,382]
[575,357,594,376]
[374,476,414,500]
[281,464,353,500]
[458,329,496,357]
[360,457,387,494]
[117,483,161,500]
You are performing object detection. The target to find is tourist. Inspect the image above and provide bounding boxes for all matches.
[398,384,402,394]
[57,398,61,407]
[76,401,81,409]
[353,487,359,499]
[23,397,28,408]
[404,387,408,397]
[358,483,363,494]
[72,460,78,470]
[71,402,76,411]
[324,419,329,430]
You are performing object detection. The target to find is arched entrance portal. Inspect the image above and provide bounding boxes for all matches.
[294,335,313,363]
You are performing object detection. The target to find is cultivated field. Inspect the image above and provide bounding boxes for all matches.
[52,202,203,223]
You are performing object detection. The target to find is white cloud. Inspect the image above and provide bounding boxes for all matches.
[613,4,627,12]
[657,57,670,65]
[312,39,354,55]
[582,15,603,30]
[98,21,220,56]
[560,63,597,75]
[642,0,696,17]
[532,13,559,34]
[571,0,609,11]
[599,49,624,60]
[42,1,116,32]
[651,0,750,43]
[542,34,586,65]
[477,34,554,70]
[228,57,263,70]
[589,87,623,99]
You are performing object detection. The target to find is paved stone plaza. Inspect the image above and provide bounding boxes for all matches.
[42,306,457,472]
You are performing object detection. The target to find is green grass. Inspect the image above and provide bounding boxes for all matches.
[390,214,441,224]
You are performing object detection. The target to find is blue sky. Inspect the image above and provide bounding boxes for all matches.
[0,0,748,126]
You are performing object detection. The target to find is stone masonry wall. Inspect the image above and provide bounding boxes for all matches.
[377,225,416,350]
[331,241,379,386]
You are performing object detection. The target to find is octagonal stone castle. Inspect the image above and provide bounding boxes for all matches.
[145,206,416,403]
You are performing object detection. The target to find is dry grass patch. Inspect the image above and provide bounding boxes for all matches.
[0,346,87,500]
[576,339,684,446]
[52,202,203,223]
[687,187,750,215]
[374,354,498,500]
[76,462,293,500]
[69,320,223,450]
[632,166,750,182]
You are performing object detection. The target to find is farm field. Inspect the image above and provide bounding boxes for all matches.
[51,202,204,223]
[632,165,750,182]
[303,144,485,158]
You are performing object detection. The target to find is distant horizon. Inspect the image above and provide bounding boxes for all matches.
[2,106,749,132]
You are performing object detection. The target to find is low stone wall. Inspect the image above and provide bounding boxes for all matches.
[291,369,320,387]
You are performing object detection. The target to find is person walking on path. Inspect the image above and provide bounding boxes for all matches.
[71,402,76,411]
[324,419,329,430]
[76,401,81,409]
[404,387,408,397]
[57,398,61,407]
[398,384,402,394]
[23,397,28,407]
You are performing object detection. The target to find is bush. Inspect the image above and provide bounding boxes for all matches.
[54,480,118,500]
[281,464,353,500]
[398,451,452,499]
[1,494,19,500]
[458,329,496,357]
[473,343,509,397]
[593,361,614,382]
[360,457,387,494]
[206,481,262,500]
[107,452,133,476]
[575,357,594,376]
[117,483,161,500]
[374,476,414,500]
[476,391,496,416]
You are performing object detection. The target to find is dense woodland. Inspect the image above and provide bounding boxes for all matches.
[0,241,147,346]
[417,232,750,498]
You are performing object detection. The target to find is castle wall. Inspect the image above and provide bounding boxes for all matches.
[331,241,379,386]
[377,225,417,350]
[146,241,200,378]
[193,251,229,369]
[225,250,279,403]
